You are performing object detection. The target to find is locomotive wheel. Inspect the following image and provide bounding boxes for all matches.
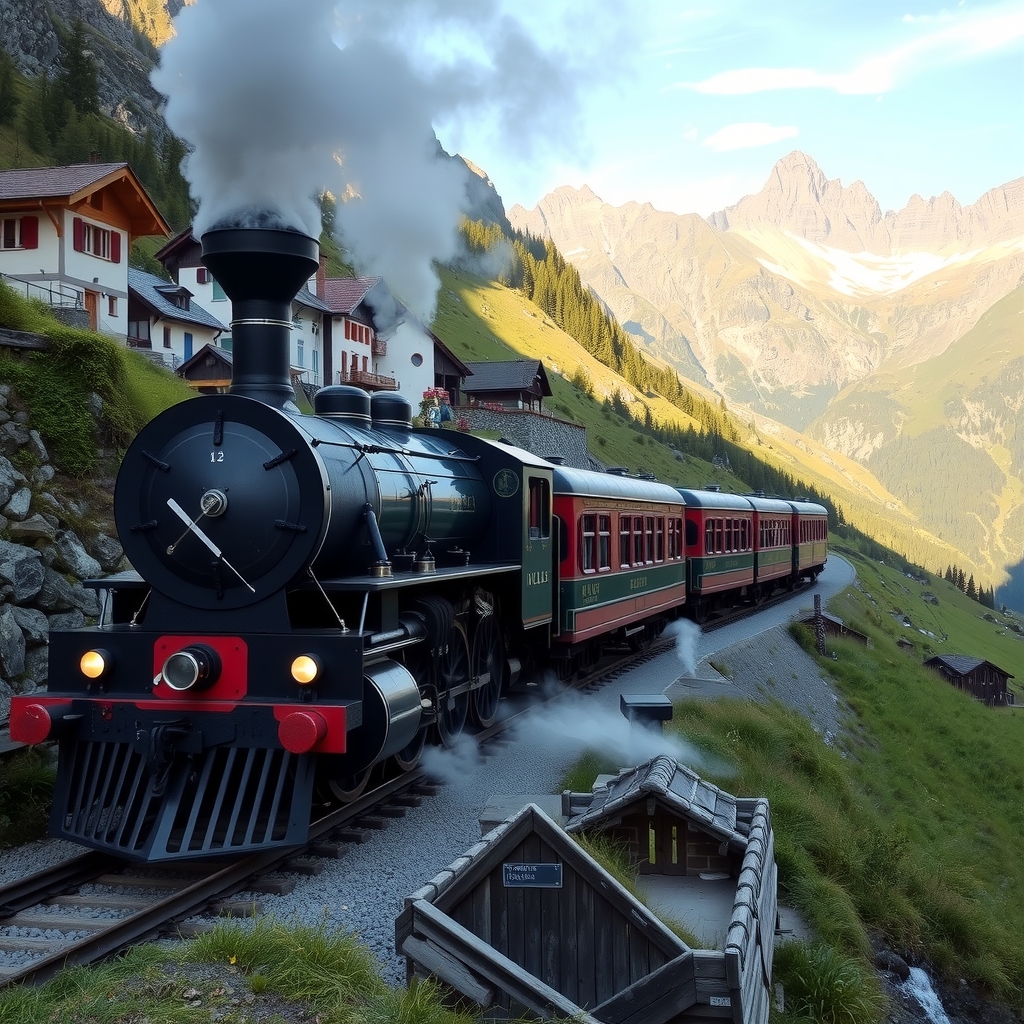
[436,621,470,747]
[471,613,505,728]
[321,766,372,803]
[393,725,428,772]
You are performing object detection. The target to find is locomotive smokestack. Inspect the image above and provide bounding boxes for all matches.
[201,227,319,409]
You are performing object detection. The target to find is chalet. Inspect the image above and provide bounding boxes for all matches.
[924,654,1014,706]
[176,343,308,399]
[127,269,227,368]
[320,276,470,401]
[461,359,551,413]
[0,163,169,335]
[154,229,469,399]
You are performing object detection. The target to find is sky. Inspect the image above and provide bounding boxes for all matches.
[433,0,1024,217]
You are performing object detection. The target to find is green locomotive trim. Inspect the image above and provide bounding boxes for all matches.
[560,562,685,622]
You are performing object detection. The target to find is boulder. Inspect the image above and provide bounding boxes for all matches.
[48,609,85,631]
[0,541,44,603]
[0,605,26,678]
[0,455,22,508]
[0,421,30,452]
[90,534,125,573]
[27,429,48,463]
[12,606,48,645]
[8,514,56,543]
[3,486,32,520]
[23,645,48,688]
[54,530,102,580]
[36,568,79,613]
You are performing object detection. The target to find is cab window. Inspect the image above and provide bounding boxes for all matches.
[528,477,550,540]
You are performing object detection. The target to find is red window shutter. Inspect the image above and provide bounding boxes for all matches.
[73,217,85,252]
[20,217,38,249]
[110,231,121,263]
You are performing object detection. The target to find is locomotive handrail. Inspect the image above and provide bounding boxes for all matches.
[309,437,481,463]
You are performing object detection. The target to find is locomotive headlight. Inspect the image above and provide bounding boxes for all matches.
[80,649,110,679]
[162,645,221,692]
[290,655,320,685]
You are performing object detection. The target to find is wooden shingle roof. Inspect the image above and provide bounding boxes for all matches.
[462,359,551,396]
[564,755,748,849]
[925,654,1013,678]
[0,163,169,237]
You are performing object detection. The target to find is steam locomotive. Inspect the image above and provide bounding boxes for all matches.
[8,227,827,862]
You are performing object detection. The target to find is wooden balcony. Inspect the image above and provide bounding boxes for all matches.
[338,368,398,391]
[372,338,387,356]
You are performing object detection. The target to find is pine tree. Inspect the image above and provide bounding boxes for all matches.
[55,19,99,115]
[0,48,20,127]
[967,574,977,600]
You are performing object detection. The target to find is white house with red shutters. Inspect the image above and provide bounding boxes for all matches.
[0,163,169,336]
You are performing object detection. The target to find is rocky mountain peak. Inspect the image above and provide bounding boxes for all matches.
[709,150,887,252]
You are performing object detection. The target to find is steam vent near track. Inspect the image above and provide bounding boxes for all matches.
[396,755,778,1023]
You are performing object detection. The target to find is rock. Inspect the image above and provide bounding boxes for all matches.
[27,429,48,463]
[12,411,28,426]
[0,605,26,678]
[0,421,30,452]
[53,531,103,581]
[47,610,85,631]
[90,534,125,573]
[0,456,20,508]
[8,514,56,543]
[12,606,48,646]
[0,542,44,603]
[31,465,56,487]
[35,568,79,613]
[874,948,911,981]
[3,486,32,520]
[24,645,48,687]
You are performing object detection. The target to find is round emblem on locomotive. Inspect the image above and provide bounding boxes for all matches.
[493,468,519,498]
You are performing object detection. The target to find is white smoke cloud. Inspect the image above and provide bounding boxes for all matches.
[153,0,604,320]
[665,618,701,675]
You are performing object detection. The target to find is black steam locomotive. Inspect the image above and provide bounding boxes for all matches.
[9,227,826,863]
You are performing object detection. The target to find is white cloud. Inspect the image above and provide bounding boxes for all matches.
[702,122,799,152]
[679,3,1024,95]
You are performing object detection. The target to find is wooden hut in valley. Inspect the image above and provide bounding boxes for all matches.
[924,655,1013,706]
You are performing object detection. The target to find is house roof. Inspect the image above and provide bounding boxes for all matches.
[0,163,169,238]
[321,276,379,314]
[293,287,332,314]
[176,342,233,377]
[564,755,749,851]
[925,654,1013,678]
[128,269,228,332]
[153,225,199,264]
[462,359,552,396]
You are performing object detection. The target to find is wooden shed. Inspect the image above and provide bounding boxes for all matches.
[461,359,552,413]
[924,654,1013,706]
[398,758,778,1023]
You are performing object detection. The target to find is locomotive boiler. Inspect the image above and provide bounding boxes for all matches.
[9,227,556,861]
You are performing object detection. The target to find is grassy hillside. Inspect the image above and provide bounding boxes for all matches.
[563,549,1024,1021]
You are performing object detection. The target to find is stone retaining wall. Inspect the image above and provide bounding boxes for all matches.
[459,408,602,470]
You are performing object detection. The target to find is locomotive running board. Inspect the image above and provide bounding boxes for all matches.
[51,737,314,862]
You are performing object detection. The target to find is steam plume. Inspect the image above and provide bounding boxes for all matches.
[153,0,599,319]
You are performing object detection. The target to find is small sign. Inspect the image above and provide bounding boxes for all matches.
[502,862,563,888]
[710,996,732,1007]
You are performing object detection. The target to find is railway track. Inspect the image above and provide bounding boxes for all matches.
[0,635,672,989]
[0,583,810,989]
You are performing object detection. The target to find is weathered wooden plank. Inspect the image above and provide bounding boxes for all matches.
[559,858,577,1002]
[576,867,596,1009]
[594,888,615,1005]
[507,840,527,970]
[408,899,601,1023]
[400,933,496,1007]
[692,950,727,978]
[611,905,631,994]
[524,833,543,981]
[471,876,491,946]
[491,863,508,958]
[0,329,48,352]
[591,950,696,1024]
[724,946,742,991]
